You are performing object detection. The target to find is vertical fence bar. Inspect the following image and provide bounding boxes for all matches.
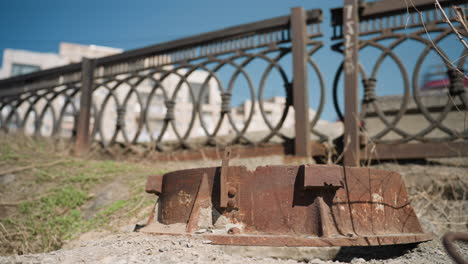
[291,7,310,157]
[343,0,360,166]
[74,57,94,155]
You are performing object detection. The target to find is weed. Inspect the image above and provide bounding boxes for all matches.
[0,186,90,254]
[66,173,100,185]
[35,170,55,183]
[0,145,20,162]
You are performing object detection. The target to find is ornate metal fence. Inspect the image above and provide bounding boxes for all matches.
[331,0,468,161]
[0,8,327,157]
[0,65,83,138]
[0,0,466,162]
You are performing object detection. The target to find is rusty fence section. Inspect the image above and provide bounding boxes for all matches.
[331,0,468,162]
[0,0,467,162]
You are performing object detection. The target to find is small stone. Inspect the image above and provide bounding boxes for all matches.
[351,257,366,263]
[0,174,15,185]
[186,243,193,248]
[201,240,212,244]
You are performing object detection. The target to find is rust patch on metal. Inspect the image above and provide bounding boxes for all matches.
[177,190,192,207]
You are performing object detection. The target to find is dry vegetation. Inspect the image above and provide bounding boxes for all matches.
[0,134,163,255]
[375,161,467,236]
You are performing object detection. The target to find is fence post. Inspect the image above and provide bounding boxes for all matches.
[291,7,310,157]
[74,57,94,155]
[343,0,360,166]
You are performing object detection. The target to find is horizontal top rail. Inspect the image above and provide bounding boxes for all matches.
[331,0,467,38]
[0,8,322,97]
[95,8,322,66]
[0,63,81,89]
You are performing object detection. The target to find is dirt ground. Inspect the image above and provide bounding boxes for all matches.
[1,232,467,264]
[0,137,467,263]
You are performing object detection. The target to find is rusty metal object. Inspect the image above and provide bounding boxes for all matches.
[443,232,468,264]
[143,164,431,247]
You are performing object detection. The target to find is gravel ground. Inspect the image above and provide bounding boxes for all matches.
[1,156,467,263]
[0,233,466,264]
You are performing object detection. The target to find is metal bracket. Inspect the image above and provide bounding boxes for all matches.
[145,174,163,195]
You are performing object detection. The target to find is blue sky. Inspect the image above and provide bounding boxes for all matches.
[0,0,343,55]
[0,0,463,121]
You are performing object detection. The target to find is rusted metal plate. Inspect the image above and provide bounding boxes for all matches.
[143,164,430,247]
[159,167,218,225]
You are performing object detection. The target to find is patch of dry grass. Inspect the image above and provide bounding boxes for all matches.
[409,174,467,235]
[0,133,162,255]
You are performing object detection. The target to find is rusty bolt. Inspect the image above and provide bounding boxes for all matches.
[228,187,237,198]
[228,227,241,235]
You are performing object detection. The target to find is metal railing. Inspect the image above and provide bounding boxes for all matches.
[331,0,468,162]
[0,8,325,155]
[0,0,467,162]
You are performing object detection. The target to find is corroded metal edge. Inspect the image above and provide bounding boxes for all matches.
[141,230,432,247]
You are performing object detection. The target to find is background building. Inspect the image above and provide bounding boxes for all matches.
[0,42,122,78]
